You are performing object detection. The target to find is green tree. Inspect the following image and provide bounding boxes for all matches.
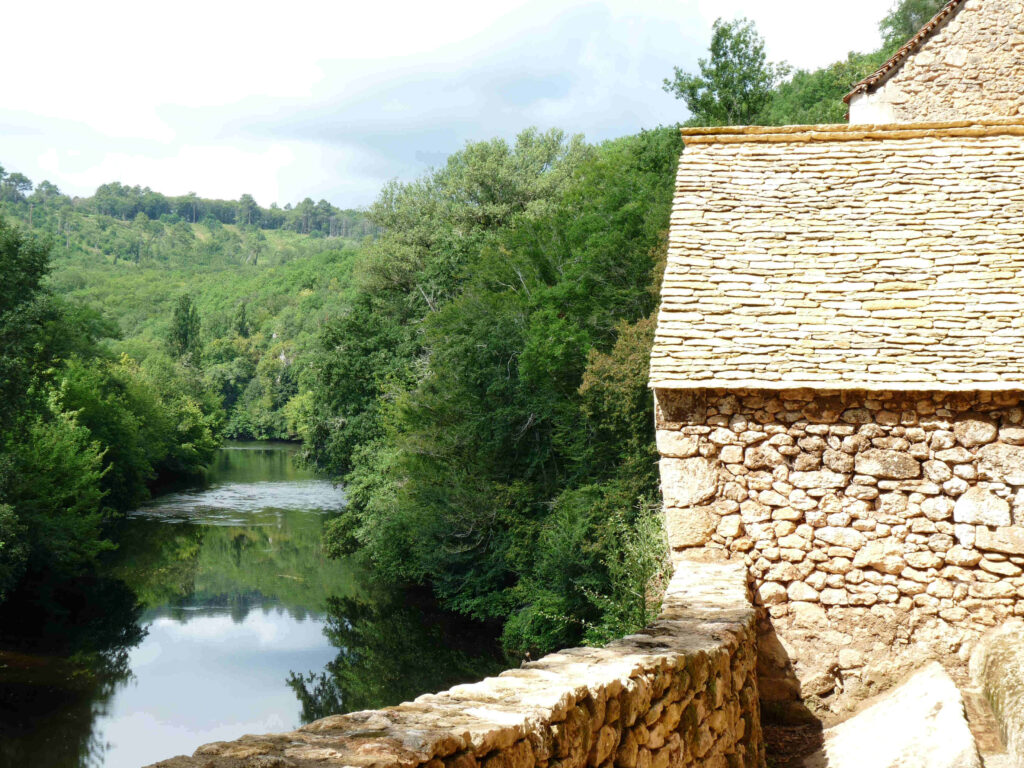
[663,18,790,126]
[168,294,202,367]
[880,0,948,53]
[0,220,50,431]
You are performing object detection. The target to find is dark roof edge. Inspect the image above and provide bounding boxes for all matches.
[843,0,968,105]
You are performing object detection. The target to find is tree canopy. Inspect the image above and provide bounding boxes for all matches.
[663,18,790,126]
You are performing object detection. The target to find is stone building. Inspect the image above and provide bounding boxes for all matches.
[846,0,1024,124]
[652,0,1024,721]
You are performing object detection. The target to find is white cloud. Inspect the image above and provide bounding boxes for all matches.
[1,0,898,208]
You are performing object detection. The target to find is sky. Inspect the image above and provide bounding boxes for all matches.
[2,0,896,209]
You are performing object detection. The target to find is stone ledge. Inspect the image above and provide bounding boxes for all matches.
[679,118,1024,144]
[146,562,762,768]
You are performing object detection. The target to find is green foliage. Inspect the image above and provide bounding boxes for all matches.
[168,294,202,366]
[758,51,888,125]
[880,0,949,53]
[0,220,50,430]
[668,0,950,128]
[663,18,791,126]
[1,409,113,576]
[0,504,28,602]
[314,127,680,655]
[287,591,507,721]
[0,216,222,606]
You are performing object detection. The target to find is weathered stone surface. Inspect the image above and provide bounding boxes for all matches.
[971,621,1024,768]
[855,450,920,480]
[744,445,784,470]
[976,527,1024,556]
[652,122,1024,391]
[815,527,865,550]
[803,663,982,768]
[659,458,717,508]
[953,487,1011,527]
[945,546,983,568]
[655,431,698,459]
[790,471,848,490]
[978,443,1024,485]
[853,540,906,575]
[954,417,998,448]
[664,506,717,548]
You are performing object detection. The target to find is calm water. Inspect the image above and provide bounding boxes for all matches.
[0,442,504,768]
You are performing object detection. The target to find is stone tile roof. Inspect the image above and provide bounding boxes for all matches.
[650,120,1024,392]
[844,0,967,104]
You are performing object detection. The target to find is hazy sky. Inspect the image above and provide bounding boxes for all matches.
[3,0,895,209]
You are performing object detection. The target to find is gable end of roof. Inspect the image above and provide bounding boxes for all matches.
[843,0,967,105]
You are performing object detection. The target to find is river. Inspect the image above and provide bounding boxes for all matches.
[0,442,504,768]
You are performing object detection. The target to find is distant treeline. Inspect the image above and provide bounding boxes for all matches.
[0,167,379,238]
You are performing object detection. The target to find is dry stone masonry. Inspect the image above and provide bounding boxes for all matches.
[846,0,1024,124]
[149,563,764,768]
[650,121,1024,390]
[652,118,1024,720]
[656,388,1024,718]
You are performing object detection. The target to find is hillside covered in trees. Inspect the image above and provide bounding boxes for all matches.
[0,0,945,658]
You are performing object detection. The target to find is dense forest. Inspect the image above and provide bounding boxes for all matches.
[0,0,944,659]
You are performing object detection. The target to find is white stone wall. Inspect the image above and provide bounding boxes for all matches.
[656,387,1024,719]
[849,0,1024,124]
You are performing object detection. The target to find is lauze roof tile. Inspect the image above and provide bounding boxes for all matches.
[650,120,1024,392]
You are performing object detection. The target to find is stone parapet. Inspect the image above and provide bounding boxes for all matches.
[148,562,763,768]
[656,387,1024,719]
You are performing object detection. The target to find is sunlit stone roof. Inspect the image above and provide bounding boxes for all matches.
[650,121,1024,391]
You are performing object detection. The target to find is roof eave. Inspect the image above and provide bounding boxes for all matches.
[842,0,968,105]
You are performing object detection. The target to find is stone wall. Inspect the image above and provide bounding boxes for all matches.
[656,387,1024,720]
[149,563,763,768]
[847,0,1024,124]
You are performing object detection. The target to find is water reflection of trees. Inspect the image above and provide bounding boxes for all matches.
[110,510,363,620]
[0,575,146,768]
[288,590,508,722]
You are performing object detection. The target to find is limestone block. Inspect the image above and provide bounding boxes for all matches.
[660,458,717,507]
[999,427,1024,446]
[790,471,848,490]
[976,526,1024,556]
[815,527,866,550]
[905,551,943,570]
[744,444,784,470]
[788,582,820,602]
[656,431,698,459]
[855,450,920,480]
[971,621,1024,768]
[819,589,849,606]
[716,515,742,539]
[923,460,954,483]
[922,497,955,522]
[936,447,973,464]
[978,443,1024,485]
[823,449,855,473]
[945,546,982,567]
[853,540,906,575]
[954,417,997,448]
[953,487,1011,527]
[664,506,718,548]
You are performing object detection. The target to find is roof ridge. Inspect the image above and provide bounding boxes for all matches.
[843,0,968,105]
